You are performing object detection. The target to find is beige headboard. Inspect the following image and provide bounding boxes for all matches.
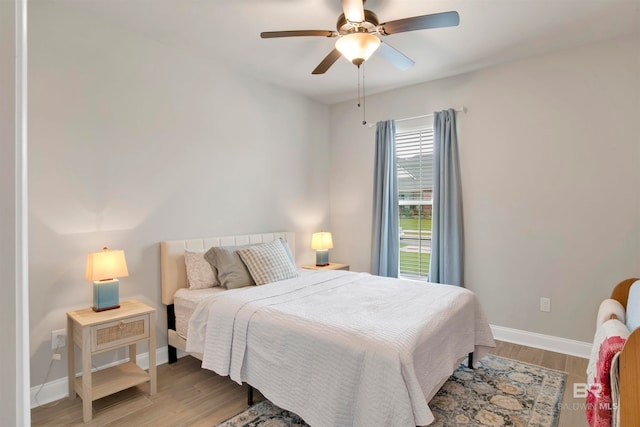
[160,231,295,305]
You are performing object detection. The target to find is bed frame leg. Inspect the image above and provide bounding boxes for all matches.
[468,352,474,369]
[167,304,178,364]
[248,385,254,406]
[168,346,177,364]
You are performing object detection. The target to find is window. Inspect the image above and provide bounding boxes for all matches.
[396,127,433,279]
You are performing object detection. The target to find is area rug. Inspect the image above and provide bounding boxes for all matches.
[216,354,566,427]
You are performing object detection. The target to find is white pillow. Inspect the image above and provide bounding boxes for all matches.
[184,250,219,289]
[626,280,640,332]
[237,239,298,286]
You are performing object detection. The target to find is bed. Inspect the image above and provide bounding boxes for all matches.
[160,231,495,427]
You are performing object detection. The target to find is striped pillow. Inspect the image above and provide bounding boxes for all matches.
[237,239,298,285]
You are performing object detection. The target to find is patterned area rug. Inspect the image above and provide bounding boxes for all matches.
[216,354,566,427]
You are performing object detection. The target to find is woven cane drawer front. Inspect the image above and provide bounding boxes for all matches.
[91,314,149,352]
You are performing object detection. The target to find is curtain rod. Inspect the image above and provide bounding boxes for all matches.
[395,106,466,123]
[367,106,466,128]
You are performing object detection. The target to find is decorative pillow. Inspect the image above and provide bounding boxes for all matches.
[237,239,299,286]
[626,280,640,332]
[184,250,219,289]
[205,245,255,289]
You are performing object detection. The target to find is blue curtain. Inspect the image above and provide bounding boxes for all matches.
[371,120,399,277]
[429,109,464,286]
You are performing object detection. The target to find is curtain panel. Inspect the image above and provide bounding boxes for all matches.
[371,120,399,277]
[429,109,464,286]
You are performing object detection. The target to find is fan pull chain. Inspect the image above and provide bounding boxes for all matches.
[362,62,367,125]
[357,64,361,109]
[355,64,368,125]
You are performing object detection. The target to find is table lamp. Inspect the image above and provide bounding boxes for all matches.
[311,232,333,266]
[85,247,128,312]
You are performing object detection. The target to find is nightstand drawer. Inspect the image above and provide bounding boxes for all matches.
[91,314,149,352]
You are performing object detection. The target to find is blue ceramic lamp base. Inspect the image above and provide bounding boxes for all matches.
[315,250,329,267]
[93,279,120,312]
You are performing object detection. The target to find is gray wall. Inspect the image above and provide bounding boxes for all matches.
[329,34,640,343]
[28,2,331,387]
[0,0,18,422]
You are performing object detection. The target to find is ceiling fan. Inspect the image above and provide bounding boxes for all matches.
[260,0,459,74]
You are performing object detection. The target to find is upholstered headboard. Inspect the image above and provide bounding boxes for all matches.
[160,231,296,305]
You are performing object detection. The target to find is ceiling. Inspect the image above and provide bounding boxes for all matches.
[59,0,639,104]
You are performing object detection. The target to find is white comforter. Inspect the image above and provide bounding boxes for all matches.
[187,270,495,427]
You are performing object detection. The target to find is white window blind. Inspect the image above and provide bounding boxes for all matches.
[397,128,433,279]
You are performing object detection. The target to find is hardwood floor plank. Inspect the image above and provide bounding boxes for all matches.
[539,349,568,371]
[489,340,522,359]
[565,354,589,376]
[515,344,545,365]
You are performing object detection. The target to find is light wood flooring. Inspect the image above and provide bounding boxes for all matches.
[32,340,589,426]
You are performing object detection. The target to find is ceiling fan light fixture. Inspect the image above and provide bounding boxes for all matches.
[335,32,381,66]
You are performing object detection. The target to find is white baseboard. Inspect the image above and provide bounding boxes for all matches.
[490,324,591,359]
[31,346,170,408]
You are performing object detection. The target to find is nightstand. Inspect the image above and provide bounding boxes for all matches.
[303,263,350,271]
[67,299,157,422]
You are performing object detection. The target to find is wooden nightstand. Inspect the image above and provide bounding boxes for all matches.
[303,263,350,271]
[67,299,157,422]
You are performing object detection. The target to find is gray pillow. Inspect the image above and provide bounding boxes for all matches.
[204,245,255,289]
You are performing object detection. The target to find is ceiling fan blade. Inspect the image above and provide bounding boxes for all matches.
[376,42,415,71]
[261,30,336,39]
[341,0,365,23]
[312,48,343,74]
[379,11,459,35]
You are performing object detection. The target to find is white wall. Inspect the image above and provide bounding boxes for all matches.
[329,34,640,343]
[1,0,30,422]
[28,2,331,387]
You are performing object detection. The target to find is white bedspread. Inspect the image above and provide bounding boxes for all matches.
[187,270,495,427]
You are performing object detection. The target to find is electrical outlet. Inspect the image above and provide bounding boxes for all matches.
[51,329,66,350]
[540,297,551,313]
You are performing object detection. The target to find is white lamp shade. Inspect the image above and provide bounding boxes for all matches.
[342,0,365,23]
[335,32,381,65]
[311,232,334,251]
[85,248,129,281]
